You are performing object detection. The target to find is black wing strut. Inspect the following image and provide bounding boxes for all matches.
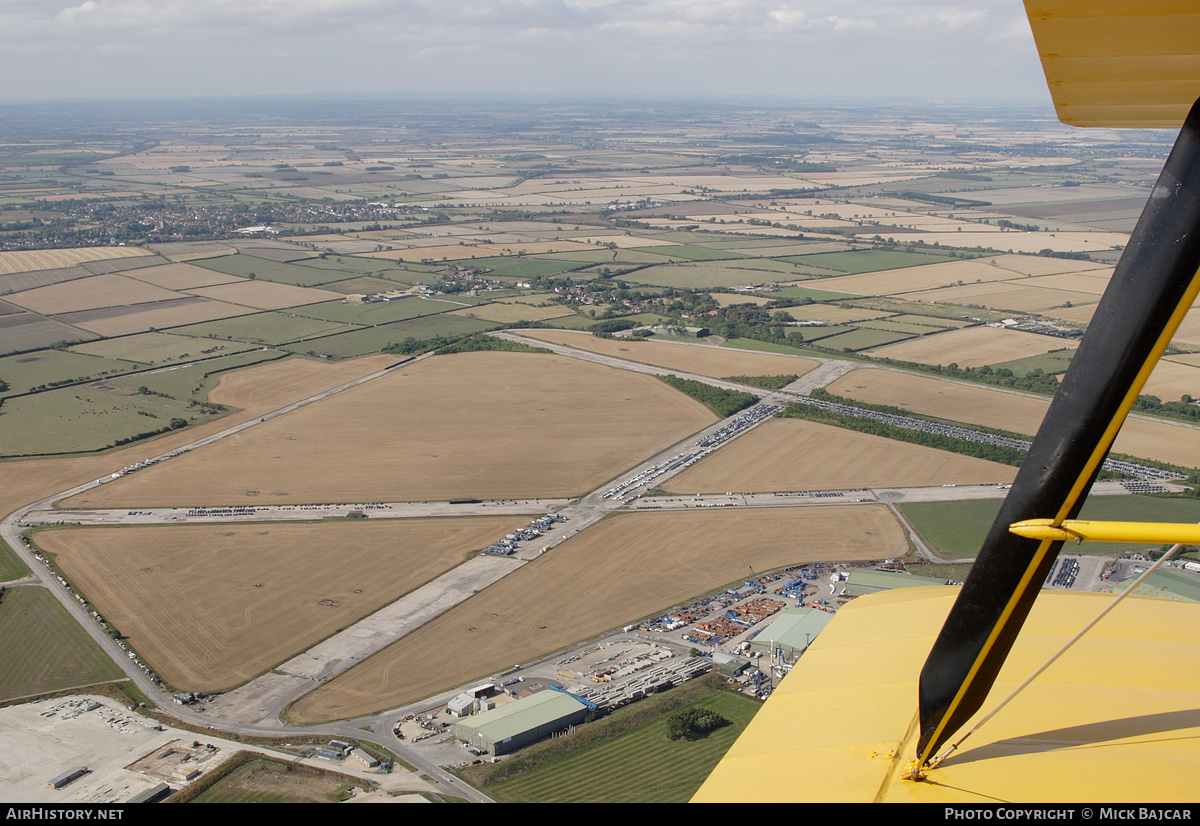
[917,96,1200,767]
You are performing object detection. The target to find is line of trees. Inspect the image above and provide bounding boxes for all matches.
[658,375,758,418]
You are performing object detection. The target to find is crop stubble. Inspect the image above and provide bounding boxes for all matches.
[62,351,717,508]
[662,417,1015,493]
[288,504,906,722]
[35,517,530,692]
[826,367,1200,470]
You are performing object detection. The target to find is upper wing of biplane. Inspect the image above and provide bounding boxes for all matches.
[694,1,1200,802]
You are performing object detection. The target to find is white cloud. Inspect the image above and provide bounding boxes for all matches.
[1,0,1050,102]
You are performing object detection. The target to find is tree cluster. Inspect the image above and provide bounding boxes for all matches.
[658,375,758,418]
[665,707,731,741]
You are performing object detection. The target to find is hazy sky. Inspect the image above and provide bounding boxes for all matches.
[1,0,1052,106]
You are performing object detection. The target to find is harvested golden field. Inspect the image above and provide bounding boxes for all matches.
[0,247,153,276]
[0,355,398,525]
[1141,358,1200,403]
[787,305,893,324]
[206,353,397,411]
[35,517,529,692]
[661,418,1015,493]
[1169,306,1200,351]
[982,254,1111,277]
[5,274,179,315]
[124,262,242,290]
[62,351,715,508]
[828,369,1050,434]
[183,280,344,310]
[865,326,1079,368]
[517,329,819,379]
[826,367,1200,469]
[1051,303,1100,326]
[1021,270,1112,295]
[898,282,1099,314]
[56,297,256,337]
[287,505,906,721]
[804,259,1022,297]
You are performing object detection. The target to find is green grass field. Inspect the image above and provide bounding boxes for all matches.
[193,254,341,287]
[462,679,761,803]
[0,543,29,580]
[0,350,131,399]
[622,263,791,290]
[108,349,287,402]
[0,382,214,457]
[464,257,591,279]
[282,313,495,358]
[174,312,352,346]
[780,249,961,274]
[901,495,1200,559]
[291,296,460,326]
[0,586,124,702]
[992,349,1077,376]
[721,338,815,357]
[813,327,915,351]
[71,332,257,365]
[634,244,747,261]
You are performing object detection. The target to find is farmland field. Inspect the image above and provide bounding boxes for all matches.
[0,246,153,276]
[60,351,717,508]
[865,326,1079,367]
[826,367,1200,469]
[897,282,1099,314]
[0,312,97,354]
[0,349,129,398]
[902,496,1200,559]
[173,312,351,346]
[0,378,224,457]
[287,504,907,722]
[661,418,1015,493]
[69,332,256,365]
[279,313,495,358]
[5,274,180,315]
[121,262,241,290]
[449,302,573,323]
[35,517,530,692]
[183,280,345,310]
[0,586,125,702]
[54,296,258,337]
[516,329,819,379]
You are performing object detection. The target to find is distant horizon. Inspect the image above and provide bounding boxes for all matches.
[2,1,1053,108]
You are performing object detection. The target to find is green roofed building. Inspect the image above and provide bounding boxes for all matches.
[841,568,949,598]
[746,607,834,662]
[454,690,590,756]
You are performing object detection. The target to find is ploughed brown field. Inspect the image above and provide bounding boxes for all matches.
[61,351,717,508]
[35,517,530,692]
[287,504,906,722]
[661,417,1016,493]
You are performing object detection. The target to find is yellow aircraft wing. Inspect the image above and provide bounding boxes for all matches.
[696,0,1200,802]
[1026,0,1200,127]
[692,588,1200,803]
